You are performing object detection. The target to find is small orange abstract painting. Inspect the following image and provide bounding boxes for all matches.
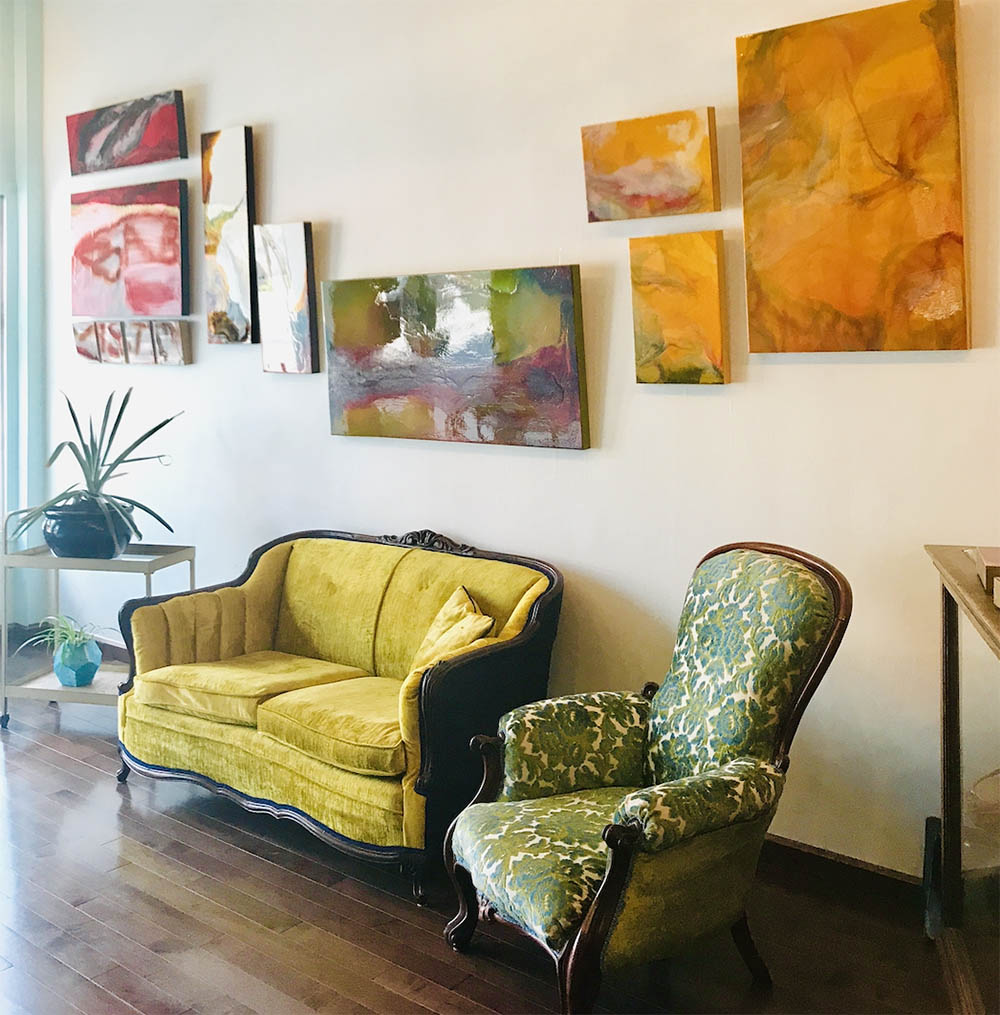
[581,109,720,221]
[630,231,729,384]
[736,0,967,352]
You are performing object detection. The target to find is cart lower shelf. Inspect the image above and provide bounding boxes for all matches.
[4,662,128,707]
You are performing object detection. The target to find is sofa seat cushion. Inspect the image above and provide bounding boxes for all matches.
[133,650,369,726]
[259,677,406,776]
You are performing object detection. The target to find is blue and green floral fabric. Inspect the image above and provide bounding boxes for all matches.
[451,786,634,950]
[498,691,650,802]
[613,756,784,851]
[648,549,834,783]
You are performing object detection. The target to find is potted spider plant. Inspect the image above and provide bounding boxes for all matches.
[17,615,105,687]
[9,389,180,559]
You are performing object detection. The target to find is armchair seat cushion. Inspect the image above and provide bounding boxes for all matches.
[259,677,406,776]
[451,786,637,950]
[132,650,369,726]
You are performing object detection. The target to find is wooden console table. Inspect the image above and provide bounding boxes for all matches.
[924,545,999,1014]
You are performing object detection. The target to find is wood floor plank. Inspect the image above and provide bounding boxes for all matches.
[0,962,86,1015]
[0,699,964,1015]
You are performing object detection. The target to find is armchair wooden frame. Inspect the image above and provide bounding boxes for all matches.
[116,528,564,899]
[443,541,852,1013]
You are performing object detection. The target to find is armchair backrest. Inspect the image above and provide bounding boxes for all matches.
[648,543,851,783]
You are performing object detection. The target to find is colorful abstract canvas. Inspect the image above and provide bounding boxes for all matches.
[95,322,125,364]
[72,323,101,362]
[71,181,189,317]
[736,0,967,352]
[325,266,589,448]
[581,108,720,221]
[202,126,258,344]
[254,223,319,373]
[124,321,156,364]
[152,320,192,365]
[66,90,186,175]
[630,231,728,384]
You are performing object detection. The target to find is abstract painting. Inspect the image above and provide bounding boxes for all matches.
[124,321,156,364]
[630,231,728,384]
[95,322,125,364]
[581,108,719,221]
[254,222,319,373]
[736,0,967,352]
[324,265,589,448]
[202,126,258,343]
[71,181,189,317]
[72,323,101,362]
[66,90,186,175]
[152,320,192,365]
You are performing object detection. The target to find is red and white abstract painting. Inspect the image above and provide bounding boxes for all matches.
[71,180,189,318]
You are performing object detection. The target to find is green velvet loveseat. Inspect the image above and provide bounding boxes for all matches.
[116,528,562,896]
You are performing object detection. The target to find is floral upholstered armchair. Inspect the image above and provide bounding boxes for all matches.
[443,542,852,1014]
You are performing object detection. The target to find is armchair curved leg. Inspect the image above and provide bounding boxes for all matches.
[731,912,772,988]
[559,948,602,1015]
[443,861,479,951]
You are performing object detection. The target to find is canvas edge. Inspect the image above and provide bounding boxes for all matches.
[303,222,321,373]
[705,106,722,214]
[568,264,590,450]
[244,125,261,344]
[173,90,188,161]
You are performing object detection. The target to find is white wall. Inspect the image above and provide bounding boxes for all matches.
[41,0,999,877]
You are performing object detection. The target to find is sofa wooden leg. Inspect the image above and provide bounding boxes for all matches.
[443,862,479,951]
[410,861,428,906]
[731,912,772,988]
[116,750,130,784]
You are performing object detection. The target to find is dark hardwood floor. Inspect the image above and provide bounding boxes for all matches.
[0,698,959,1015]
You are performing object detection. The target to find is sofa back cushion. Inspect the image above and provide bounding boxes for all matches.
[374,548,546,680]
[274,538,409,672]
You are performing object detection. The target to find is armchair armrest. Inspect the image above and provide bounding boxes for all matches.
[499,690,651,802]
[612,756,784,852]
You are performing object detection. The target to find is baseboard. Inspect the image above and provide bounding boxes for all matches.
[764,832,920,885]
[758,833,922,915]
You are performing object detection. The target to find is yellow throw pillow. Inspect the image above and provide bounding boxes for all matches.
[410,586,495,672]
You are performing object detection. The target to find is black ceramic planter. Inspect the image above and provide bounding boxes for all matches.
[43,501,132,559]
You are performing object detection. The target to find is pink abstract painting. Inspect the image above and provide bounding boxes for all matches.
[71,181,189,317]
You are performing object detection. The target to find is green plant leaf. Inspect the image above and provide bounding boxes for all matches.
[46,441,75,467]
[98,412,180,488]
[102,388,133,465]
[96,391,114,463]
[7,487,80,540]
[110,494,172,533]
[63,392,88,450]
[104,495,142,538]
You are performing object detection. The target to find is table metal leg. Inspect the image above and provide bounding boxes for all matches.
[189,559,195,591]
[145,573,152,598]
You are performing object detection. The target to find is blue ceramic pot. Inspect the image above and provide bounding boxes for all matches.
[43,500,132,559]
[53,640,102,687]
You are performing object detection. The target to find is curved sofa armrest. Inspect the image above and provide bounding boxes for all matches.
[118,539,293,686]
[498,690,651,802]
[612,756,785,853]
[408,574,563,824]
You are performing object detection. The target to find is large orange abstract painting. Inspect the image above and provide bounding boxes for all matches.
[581,109,720,221]
[736,0,967,352]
